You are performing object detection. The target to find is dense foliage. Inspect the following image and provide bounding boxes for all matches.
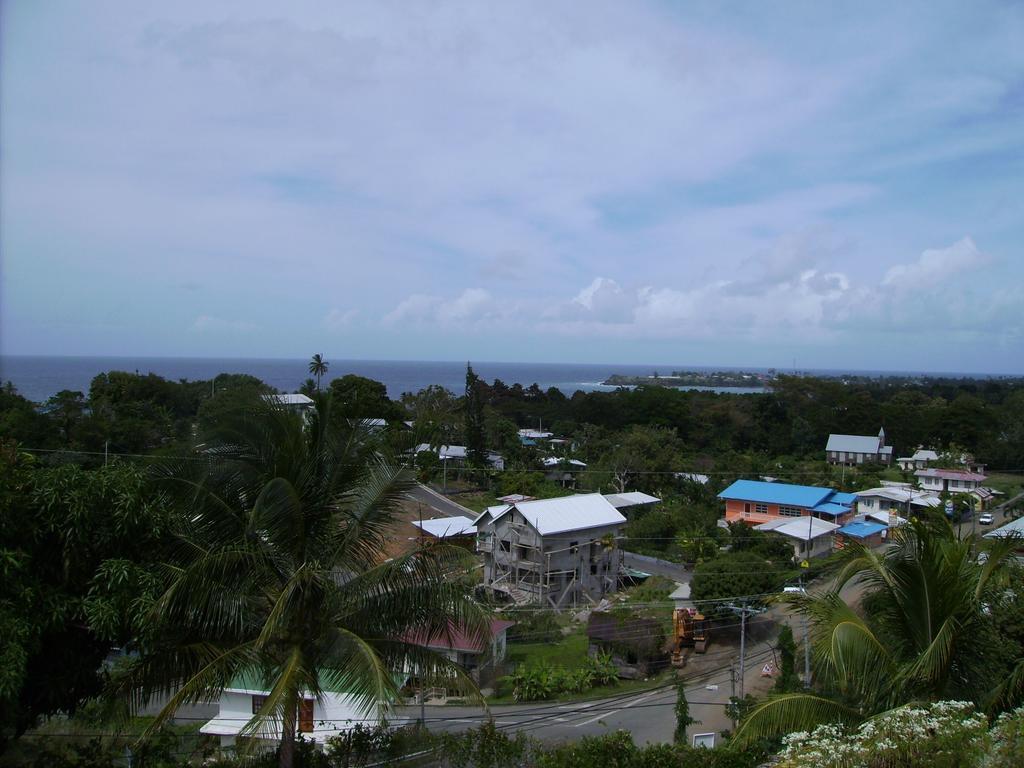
[735,520,1024,743]
[0,447,173,743]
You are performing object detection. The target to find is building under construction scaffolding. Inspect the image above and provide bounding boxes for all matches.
[473,494,626,608]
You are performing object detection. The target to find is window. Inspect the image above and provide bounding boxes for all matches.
[590,564,597,575]
[499,540,511,553]
[779,506,802,517]
[755,504,768,515]
[743,503,751,517]
[569,541,579,556]
[252,695,268,715]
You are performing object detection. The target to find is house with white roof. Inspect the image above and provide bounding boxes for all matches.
[268,393,315,414]
[826,428,893,465]
[411,516,477,540]
[896,448,939,471]
[200,671,400,748]
[855,485,941,519]
[603,491,662,513]
[473,494,626,608]
[823,430,888,466]
[755,516,839,559]
[541,456,587,487]
[414,443,505,471]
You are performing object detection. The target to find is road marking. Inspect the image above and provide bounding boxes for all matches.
[558,700,601,710]
[571,688,664,728]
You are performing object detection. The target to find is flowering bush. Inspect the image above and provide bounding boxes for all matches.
[776,701,989,767]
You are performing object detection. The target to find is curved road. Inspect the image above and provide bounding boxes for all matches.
[406,483,478,518]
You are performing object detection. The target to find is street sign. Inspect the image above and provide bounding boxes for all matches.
[800,560,810,569]
[945,501,954,515]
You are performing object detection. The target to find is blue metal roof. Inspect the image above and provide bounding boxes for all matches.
[718,480,835,508]
[831,492,858,505]
[838,521,887,538]
[812,502,852,516]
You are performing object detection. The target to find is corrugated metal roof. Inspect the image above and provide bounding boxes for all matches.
[985,517,1024,539]
[915,468,988,482]
[412,516,477,538]
[270,393,314,406]
[604,491,661,508]
[866,511,908,526]
[755,517,839,540]
[826,434,883,453]
[542,457,587,468]
[719,480,834,508]
[482,493,626,536]
[812,502,851,517]
[838,521,888,539]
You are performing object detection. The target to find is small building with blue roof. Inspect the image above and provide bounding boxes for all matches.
[719,479,856,528]
[835,520,889,549]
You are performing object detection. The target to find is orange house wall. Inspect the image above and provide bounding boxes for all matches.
[723,499,811,526]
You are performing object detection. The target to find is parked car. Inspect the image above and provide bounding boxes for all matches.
[979,513,994,526]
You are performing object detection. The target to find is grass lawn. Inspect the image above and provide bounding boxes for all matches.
[984,472,1023,499]
[506,631,590,669]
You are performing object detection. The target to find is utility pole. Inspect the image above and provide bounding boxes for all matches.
[738,599,748,700]
[729,665,737,728]
[801,573,811,688]
[104,439,109,467]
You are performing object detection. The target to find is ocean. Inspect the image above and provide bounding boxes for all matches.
[0,356,771,403]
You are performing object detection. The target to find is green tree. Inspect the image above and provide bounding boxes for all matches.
[118,395,488,768]
[734,519,1024,743]
[44,390,86,444]
[773,625,800,694]
[692,550,789,616]
[328,374,398,422]
[674,680,698,743]
[0,447,172,743]
[308,354,329,392]
[464,364,487,469]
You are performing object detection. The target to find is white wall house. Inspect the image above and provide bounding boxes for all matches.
[754,517,839,560]
[896,449,939,471]
[474,494,626,608]
[414,444,505,470]
[915,467,986,494]
[855,485,941,518]
[200,673,399,749]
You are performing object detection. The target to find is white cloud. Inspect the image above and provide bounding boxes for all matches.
[383,237,1015,346]
[882,236,987,289]
[323,308,358,330]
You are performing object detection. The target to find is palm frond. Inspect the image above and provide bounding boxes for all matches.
[732,693,863,745]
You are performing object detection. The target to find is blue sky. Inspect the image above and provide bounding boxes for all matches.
[2,0,1022,372]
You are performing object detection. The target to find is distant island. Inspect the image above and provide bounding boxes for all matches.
[602,370,773,388]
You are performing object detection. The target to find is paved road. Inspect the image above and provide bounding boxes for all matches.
[398,635,778,746]
[406,483,478,519]
[622,551,690,584]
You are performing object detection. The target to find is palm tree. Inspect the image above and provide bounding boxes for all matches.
[734,518,1024,743]
[308,354,329,391]
[118,394,489,768]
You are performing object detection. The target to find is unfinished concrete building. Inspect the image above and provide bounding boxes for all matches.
[473,494,626,608]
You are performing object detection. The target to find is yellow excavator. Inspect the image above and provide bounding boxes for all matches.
[671,608,709,667]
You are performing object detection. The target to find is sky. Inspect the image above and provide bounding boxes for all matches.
[2,1,1023,373]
